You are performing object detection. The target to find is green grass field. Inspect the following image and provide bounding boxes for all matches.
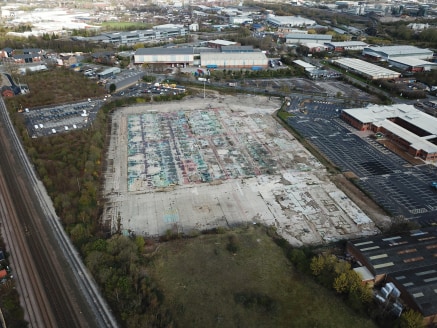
[149,227,377,328]
[100,22,151,31]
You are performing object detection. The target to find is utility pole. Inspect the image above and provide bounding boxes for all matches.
[203,80,205,99]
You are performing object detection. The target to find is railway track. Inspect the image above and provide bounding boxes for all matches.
[0,147,56,327]
[0,98,118,328]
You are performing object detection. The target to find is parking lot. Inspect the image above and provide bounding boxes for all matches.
[23,99,104,137]
[286,98,437,226]
[115,82,186,98]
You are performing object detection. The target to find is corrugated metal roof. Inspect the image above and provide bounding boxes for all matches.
[364,45,433,57]
[388,57,437,68]
[326,41,368,47]
[333,58,400,79]
[293,59,316,69]
[208,39,237,46]
[136,47,195,55]
[201,52,267,61]
[286,33,332,40]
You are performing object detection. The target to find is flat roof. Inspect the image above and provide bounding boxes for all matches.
[326,41,368,47]
[333,58,400,79]
[286,33,331,40]
[343,104,437,153]
[208,39,237,46]
[98,67,120,75]
[200,51,267,61]
[376,119,437,153]
[267,15,316,25]
[303,42,328,49]
[364,45,433,56]
[348,227,437,277]
[221,45,258,52]
[343,104,437,133]
[354,266,374,281]
[135,47,196,56]
[293,59,316,69]
[388,57,437,68]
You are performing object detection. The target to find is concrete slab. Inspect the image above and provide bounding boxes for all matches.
[103,94,379,246]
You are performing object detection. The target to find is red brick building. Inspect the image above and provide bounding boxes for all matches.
[341,104,437,161]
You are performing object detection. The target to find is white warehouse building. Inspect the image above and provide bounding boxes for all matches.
[362,45,434,61]
[285,33,332,45]
[230,16,253,24]
[134,46,268,69]
[266,15,316,28]
[134,48,197,66]
[333,58,401,80]
[200,51,268,69]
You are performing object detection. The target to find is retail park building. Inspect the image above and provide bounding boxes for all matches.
[341,104,437,161]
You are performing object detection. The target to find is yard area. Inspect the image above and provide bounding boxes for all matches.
[148,226,377,328]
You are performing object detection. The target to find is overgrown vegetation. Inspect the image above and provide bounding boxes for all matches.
[273,232,424,328]
[0,281,27,328]
[148,226,378,328]
[5,68,188,326]
[277,108,293,121]
[5,68,107,109]
[208,66,304,81]
[0,233,27,328]
[82,235,173,327]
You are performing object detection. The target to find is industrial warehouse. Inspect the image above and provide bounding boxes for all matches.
[341,104,437,161]
[133,45,268,69]
[347,227,437,325]
[362,45,434,61]
[333,58,401,80]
